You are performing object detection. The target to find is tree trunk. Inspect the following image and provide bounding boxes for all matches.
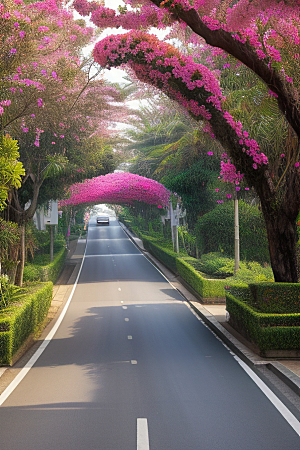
[15,224,25,287]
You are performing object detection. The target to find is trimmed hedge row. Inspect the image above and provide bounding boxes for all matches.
[176,258,227,299]
[226,288,300,353]
[23,247,67,283]
[141,235,226,300]
[0,282,53,365]
[248,282,300,314]
[142,235,178,273]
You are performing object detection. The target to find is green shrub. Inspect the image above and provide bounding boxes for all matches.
[0,282,53,365]
[23,247,67,283]
[195,201,269,263]
[196,252,235,277]
[226,291,300,352]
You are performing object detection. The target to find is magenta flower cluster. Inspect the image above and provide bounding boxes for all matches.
[59,172,170,207]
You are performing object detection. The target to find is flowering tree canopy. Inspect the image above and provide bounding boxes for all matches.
[60,172,170,207]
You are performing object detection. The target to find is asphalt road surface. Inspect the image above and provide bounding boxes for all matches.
[1,217,300,450]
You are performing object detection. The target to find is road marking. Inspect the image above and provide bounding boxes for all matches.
[122,305,127,309]
[0,237,88,407]
[128,335,132,340]
[131,360,137,364]
[125,318,129,322]
[137,418,150,450]
[234,356,300,436]
[118,287,121,291]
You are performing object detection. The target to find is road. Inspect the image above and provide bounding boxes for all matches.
[0,217,300,449]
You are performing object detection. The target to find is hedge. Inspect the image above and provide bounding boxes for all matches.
[248,282,300,314]
[176,258,227,299]
[142,235,178,274]
[23,247,67,283]
[0,282,53,365]
[141,235,227,300]
[226,289,300,353]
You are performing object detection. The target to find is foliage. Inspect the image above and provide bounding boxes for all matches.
[0,282,53,365]
[23,247,67,283]
[0,275,24,310]
[194,252,235,277]
[0,218,20,266]
[0,135,24,210]
[195,201,269,263]
[163,158,220,228]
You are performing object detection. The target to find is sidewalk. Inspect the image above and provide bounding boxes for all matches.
[118,222,300,397]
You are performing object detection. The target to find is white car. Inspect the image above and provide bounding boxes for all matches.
[96,214,110,225]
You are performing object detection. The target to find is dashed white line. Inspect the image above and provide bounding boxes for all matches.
[122,306,127,309]
[131,360,137,365]
[137,418,150,450]
[128,335,132,340]
[125,318,129,322]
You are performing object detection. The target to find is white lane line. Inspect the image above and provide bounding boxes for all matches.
[128,335,132,340]
[234,356,300,436]
[137,418,150,450]
[131,360,137,365]
[122,305,127,309]
[0,241,88,407]
[125,318,129,322]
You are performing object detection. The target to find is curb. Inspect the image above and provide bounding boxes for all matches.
[119,221,300,397]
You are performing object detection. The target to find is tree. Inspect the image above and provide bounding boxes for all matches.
[0,0,128,285]
[70,1,300,283]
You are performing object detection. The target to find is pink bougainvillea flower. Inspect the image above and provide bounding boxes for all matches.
[215,189,219,192]
[22,127,29,132]
[37,98,43,107]
[295,162,300,167]
[207,151,213,156]
[281,154,285,158]
[235,186,241,191]
[51,141,56,145]
[19,30,25,38]
[10,48,17,54]
[245,187,250,190]
[227,194,232,199]
[31,114,35,118]
[38,26,49,32]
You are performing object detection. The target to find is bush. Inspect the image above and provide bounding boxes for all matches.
[0,282,53,365]
[196,252,235,277]
[23,247,67,283]
[226,290,300,353]
[195,201,269,263]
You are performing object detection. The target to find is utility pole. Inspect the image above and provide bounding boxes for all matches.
[234,195,240,274]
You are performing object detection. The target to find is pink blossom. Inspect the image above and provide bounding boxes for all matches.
[59,173,170,208]
[226,194,232,199]
[38,26,49,32]
[19,30,25,38]
[207,151,213,156]
[295,162,300,167]
[10,48,17,54]
[37,98,43,107]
